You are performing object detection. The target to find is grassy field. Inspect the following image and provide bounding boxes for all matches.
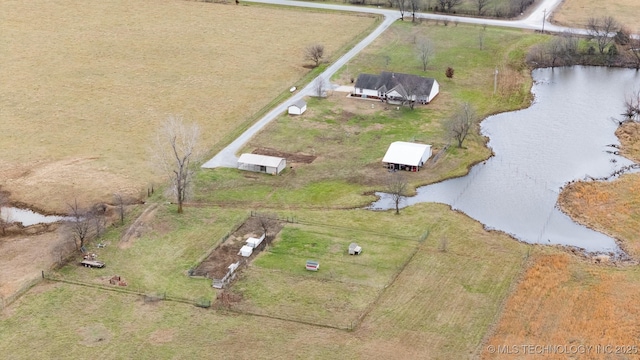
[0,203,530,359]
[195,22,542,208]
[7,3,635,359]
[552,0,640,33]
[52,205,248,301]
[0,0,377,212]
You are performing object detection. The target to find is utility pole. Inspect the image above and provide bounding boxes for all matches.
[542,8,546,33]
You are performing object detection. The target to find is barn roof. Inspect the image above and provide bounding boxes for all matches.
[382,141,431,167]
[238,153,285,168]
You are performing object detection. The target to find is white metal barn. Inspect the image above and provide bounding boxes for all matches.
[288,99,307,115]
[382,141,432,172]
[237,154,287,175]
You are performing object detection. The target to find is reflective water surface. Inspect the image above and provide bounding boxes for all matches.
[0,207,69,226]
[370,67,640,253]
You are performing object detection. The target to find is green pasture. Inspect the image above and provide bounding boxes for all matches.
[55,205,248,301]
[195,23,544,208]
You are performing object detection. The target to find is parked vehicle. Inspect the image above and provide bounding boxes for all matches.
[81,259,105,268]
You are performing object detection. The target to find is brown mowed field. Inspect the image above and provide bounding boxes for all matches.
[0,0,376,212]
[552,0,640,34]
[482,252,640,360]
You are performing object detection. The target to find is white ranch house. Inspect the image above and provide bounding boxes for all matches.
[237,153,287,175]
[382,141,432,172]
[288,99,307,115]
[352,72,439,105]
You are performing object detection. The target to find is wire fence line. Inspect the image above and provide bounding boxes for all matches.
[41,271,212,308]
[250,210,421,242]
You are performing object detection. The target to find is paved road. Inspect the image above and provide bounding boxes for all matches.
[201,0,566,169]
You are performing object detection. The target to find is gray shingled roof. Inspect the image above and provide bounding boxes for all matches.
[354,72,436,98]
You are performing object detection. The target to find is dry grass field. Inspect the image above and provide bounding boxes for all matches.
[0,0,376,213]
[558,122,640,257]
[552,0,640,34]
[482,252,640,360]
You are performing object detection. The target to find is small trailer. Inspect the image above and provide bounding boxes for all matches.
[348,243,362,255]
[305,260,320,271]
[81,259,105,268]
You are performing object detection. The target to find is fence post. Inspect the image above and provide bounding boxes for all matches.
[42,270,45,279]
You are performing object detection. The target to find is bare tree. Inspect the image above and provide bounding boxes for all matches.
[446,102,477,148]
[623,89,640,121]
[416,37,435,71]
[314,77,327,97]
[437,0,463,13]
[409,0,420,22]
[0,191,10,236]
[629,38,640,70]
[395,0,408,20]
[67,199,93,250]
[113,193,127,225]
[154,116,201,214]
[387,172,408,215]
[475,0,491,16]
[304,44,325,67]
[587,16,619,55]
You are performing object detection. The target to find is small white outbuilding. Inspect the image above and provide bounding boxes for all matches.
[382,141,432,172]
[288,99,307,115]
[246,234,266,249]
[237,153,287,175]
[238,245,253,257]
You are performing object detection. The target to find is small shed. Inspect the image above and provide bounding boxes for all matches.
[237,153,287,175]
[305,260,320,271]
[238,245,253,257]
[382,141,432,172]
[348,243,362,255]
[246,233,266,248]
[288,99,307,115]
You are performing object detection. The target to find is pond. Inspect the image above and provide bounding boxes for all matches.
[0,207,70,226]
[370,66,640,254]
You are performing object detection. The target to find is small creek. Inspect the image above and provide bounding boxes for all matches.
[0,207,70,226]
[370,66,640,254]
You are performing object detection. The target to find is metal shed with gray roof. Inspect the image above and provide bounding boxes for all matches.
[237,153,287,175]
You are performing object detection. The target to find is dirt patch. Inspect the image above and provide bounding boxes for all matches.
[252,148,316,164]
[148,329,174,345]
[192,216,283,279]
[119,204,158,249]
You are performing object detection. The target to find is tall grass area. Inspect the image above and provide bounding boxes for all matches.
[195,23,545,208]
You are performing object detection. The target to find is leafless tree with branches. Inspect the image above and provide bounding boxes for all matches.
[304,44,325,67]
[446,102,478,148]
[67,199,93,250]
[623,89,640,121]
[437,0,463,13]
[113,193,127,225]
[416,37,435,72]
[587,16,619,55]
[0,190,11,236]
[154,116,201,214]
[475,0,491,16]
[314,77,327,97]
[395,0,408,20]
[387,172,408,215]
